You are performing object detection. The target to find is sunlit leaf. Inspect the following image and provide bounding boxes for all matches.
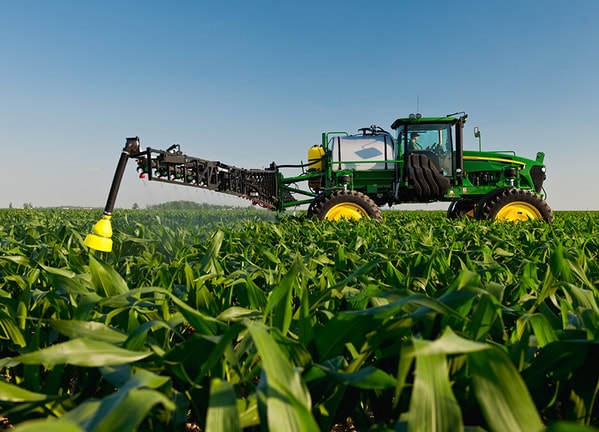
[206,378,241,432]
[12,419,84,432]
[89,254,129,296]
[247,322,319,432]
[50,320,127,344]
[2,338,151,367]
[470,348,543,432]
[408,339,463,432]
[0,380,49,403]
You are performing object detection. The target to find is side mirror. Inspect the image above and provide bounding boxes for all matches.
[474,127,482,151]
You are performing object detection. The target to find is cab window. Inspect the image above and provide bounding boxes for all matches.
[398,123,453,175]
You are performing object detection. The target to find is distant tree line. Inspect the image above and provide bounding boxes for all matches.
[145,200,250,210]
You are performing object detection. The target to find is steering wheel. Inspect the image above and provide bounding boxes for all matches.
[426,143,445,154]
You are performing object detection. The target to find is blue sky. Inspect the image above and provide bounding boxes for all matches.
[2,0,598,210]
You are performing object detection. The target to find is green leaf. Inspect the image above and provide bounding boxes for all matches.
[317,365,396,390]
[0,309,27,348]
[89,254,129,296]
[99,286,222,336]
[523,340,591,389]
[0,255,31,266]
[189,323,245,385]
[40,264,89,294]
[469,348,543,432]
[314,310,376,360]
[408,339,463,432]
[247,322,319,432]
[545,421,599,431]
[517,314,557,347]
[245,276,268,310]
[0,379,49,402]
[206,378,242,432]
[466,293,499,341]
[217,307,262,322]
[64,368,174,432]
[411,327,487,357]
[200,229,225,273]
[12,419,84,432]
[2,338,151,367]
[265,257,300,334]
[91,388,175,432]
[49,320,127,344]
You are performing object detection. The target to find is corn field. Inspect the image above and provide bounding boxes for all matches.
[0,208,598,432]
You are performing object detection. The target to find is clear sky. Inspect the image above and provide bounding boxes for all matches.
[2,0,598,210]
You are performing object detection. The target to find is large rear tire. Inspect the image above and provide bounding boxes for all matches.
[479,188,554,222]
[313,190,382,221]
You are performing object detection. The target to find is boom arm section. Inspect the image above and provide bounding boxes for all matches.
[135,144,281,210]
[85,137,282,252]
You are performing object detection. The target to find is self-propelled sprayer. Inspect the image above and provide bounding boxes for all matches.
[85,112,552,251]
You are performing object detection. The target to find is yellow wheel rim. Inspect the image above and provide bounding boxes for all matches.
[495,202,542,221]
[325,203,368,221]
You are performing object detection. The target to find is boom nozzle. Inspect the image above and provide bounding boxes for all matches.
[84,214,113,252]
[84,137,140,252]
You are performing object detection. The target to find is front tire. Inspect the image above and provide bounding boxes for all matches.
[307,193,327,218]
[479,188,554,222]
[447,199,476,219]
[314,190,382,221]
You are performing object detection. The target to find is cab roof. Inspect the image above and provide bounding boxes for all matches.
[390,115,459,130]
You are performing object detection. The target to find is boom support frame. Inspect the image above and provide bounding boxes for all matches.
[136,145,281,209]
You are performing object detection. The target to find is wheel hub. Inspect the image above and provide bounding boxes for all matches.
[325,202,368,220]
[495,202,543,221]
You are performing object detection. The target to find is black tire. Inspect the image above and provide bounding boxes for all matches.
[447,199,476,219]
[306,193,328,218]
[313,190,382,221]
[479,188,554,222]
[405,153,450,200]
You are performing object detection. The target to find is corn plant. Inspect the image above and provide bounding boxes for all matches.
[0,208,598,431]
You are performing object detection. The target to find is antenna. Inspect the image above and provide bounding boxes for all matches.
[416,94,420,113]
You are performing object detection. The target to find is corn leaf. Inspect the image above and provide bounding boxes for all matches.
[408,339,463,432]
[1,338,151,367]
[469,348,543,432]
[12,420,84,432]
[247,322,319,432]
[50,320,128,344]
[206,378,242,432]
[89,254,129,296]
[68,368,173,432]
[317,364,396,390]
[0,379,49,402]
[265,257,300,334]
[0,310,26,347]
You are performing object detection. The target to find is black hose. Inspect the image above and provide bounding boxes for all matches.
[273,158,324,169]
